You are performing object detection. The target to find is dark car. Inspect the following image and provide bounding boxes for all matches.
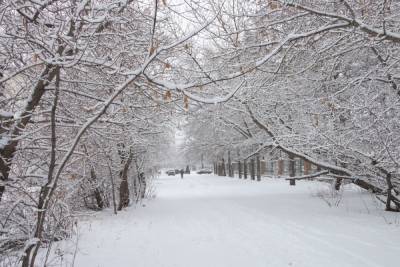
[197,169,212,174]
[166,170,175,176]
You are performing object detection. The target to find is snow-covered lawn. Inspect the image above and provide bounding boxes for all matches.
[43,174,400,267]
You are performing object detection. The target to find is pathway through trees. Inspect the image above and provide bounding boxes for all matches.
[48,173,400,267]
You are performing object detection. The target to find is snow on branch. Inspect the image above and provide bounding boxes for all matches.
[284,170,330,181]
[246,104,353,176]
[246,105,386,194]
[281,1,400,43]
[184,80,245,104]
[142,12,219,73]
[0,110,13,120]
[0,62,45,84]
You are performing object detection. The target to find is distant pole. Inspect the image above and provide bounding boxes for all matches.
[201,154,204,169]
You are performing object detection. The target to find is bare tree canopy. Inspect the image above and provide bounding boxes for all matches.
[1,0,400,265]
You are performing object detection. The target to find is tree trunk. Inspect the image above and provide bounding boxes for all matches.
[139,173,146,199]
[250,158,255,180]
[133,175,138,200]
[221,158,226,176]
[228,151,233,177]
[118,177,129,210]
[0,65,59,202]
[289,154,296,186]
[90,167,104,210]
[334,178,342,191]
[256,155,261,181]
[384,173,400,211]
[244,159,248,179]
[117,149,134,211]
[82,144,104,210]
[21,68,60,267]
[238,160,242,179]
[105,160,117,214]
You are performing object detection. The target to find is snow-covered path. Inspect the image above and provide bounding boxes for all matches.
[57,174,400,267]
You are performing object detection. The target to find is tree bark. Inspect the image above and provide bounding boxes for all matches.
[289,154,295,178]
[82,144,104,210]
[90,167,104,209]
[118,149,134,211]
[250,158,255,180]
[221,158,226,176]
[256,155,261,181]
[244,159,248,179]
[0,65,59,202]
[238,160,242,179]
[228,151,233,177]
[21,68,60,267]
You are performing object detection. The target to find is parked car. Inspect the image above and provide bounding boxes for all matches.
[166,170,175,176]
[197,169,212,174]
[174,169,180,174]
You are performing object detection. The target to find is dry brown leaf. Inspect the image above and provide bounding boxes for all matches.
[164,90,171,101]
[149,46,156,55]
[269,0,279,10]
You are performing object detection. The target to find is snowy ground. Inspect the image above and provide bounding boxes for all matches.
[42,173,400,267]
